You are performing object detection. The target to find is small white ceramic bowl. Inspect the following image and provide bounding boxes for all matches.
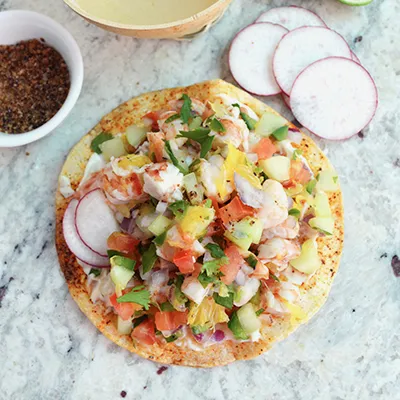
[0,10,84,147]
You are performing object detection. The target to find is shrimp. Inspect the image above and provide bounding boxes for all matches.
[101,164,147,205]
[212,117,249,151]
[158,111,188,140]
[257,180,288,229]
[258,238,301,271]
[168,98,206,117]
[262,215,300,241]
[147,131,165,162]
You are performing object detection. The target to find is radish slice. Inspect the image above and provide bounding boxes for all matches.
[256,6,326,30]
[229,22,288,96]
[282,93,291,110]
[75,189,120,256]
[290,57,378,140]
[351,51,361,64]
[63,199,110,267]
[273,27,352,95]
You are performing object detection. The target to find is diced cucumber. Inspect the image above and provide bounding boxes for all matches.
[148,215,172,236]
[309,216,334,235]
[235,217,263,244]
[255,111,288,137]
[237,303,261,334]
[183,173,204,205]
[314,192,332,218]
[136,203,156,236]
[117,315,133,335]
[99,137,127,161]
[316,170,339,192]
[260,156,291,182]
[110,265,134,296]
[234,278,260,307]
[189,116,203,130]
[126,125,147,148]
[290,239,320,275]
[224,230,252,251]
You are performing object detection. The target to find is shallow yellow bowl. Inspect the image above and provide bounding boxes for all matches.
[64,0,233,39]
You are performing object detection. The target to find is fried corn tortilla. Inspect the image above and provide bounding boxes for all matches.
[55,79,344,367]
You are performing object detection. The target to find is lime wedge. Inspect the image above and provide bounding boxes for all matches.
[338,0,373,5]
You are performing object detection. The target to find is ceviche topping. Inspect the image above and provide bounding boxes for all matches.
[63,93,339,348]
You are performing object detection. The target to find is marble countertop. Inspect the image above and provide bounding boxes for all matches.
[0,0,399,399]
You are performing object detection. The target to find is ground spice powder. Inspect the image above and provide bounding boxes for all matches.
[0,38,70,134]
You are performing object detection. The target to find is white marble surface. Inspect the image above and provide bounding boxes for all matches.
[0,0,399,399]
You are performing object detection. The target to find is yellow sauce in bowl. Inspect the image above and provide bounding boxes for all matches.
[74,0,218,25]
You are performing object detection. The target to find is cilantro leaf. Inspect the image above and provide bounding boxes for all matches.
[202,260,222,277]
[91,132,113,154]
[89,268,101,277]
[210,118,226,133]
[180,94,192,124]
[153,230,167,246]
[168,200,189,218]
[271,126,289,141]
[270,273,280,282]
[213,292,234,309]
[142,243,157,274]
[174,275,188,304]
[306,179,317,194]
[232,103,257,130]
[198,271,218,288]
[292,149,303,160]
[245,254,258,269]
[110,255,136,271]
[179,128,214,159]
[255,308,265,316]
[165,140,188,174]
[205,243,226,259]
[165,114,180,123]
[288,208,301,218]
[107,249,125,258]
[160,302,175,311]
[228,311,249,340]
[117,286,151,310]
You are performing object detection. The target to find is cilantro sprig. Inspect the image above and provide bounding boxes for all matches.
[165,140,188,174]
[142,243,157,274]
[180,94,192,124]
[232,103,257,130]
[117,286,151,310]
[91,132,113,154]
[179,128,214,158]
[205,243,226,259]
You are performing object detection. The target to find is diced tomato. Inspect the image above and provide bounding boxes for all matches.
[143,111,160,132]
[290,160,311,184]
[253,138,277,160]
[107,232,139,259]
[192,262,202,278]
[110,292,142,321]
[210,196,220,212]
[218,196,255,225]
[155,311,188,331]
[173,249,195,274]
[131,319,157,345]
[220,245,244,285]
[205,221,224,237]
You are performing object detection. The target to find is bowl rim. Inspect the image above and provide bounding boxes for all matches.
[63,0,230,31]
[0,9,84,147]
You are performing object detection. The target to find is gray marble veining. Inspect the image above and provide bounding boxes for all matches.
[0,0,399,399]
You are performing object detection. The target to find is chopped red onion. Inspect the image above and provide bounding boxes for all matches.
[120,217,131,232]
[194,333,204,342]
[212,330,225,342]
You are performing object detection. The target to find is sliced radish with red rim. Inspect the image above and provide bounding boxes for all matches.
[75,189,120,257]
[351,51,361,64]
[273,26,352,95]
[290,57,378,140]
[229,22,288,96]
[256,6,326,30]
[63,199,110,267]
